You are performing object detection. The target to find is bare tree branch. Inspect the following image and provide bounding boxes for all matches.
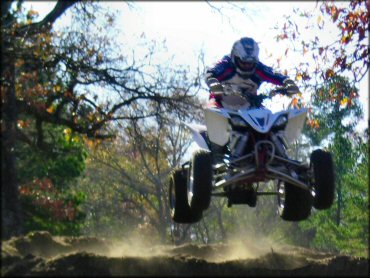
[16,0,78,35]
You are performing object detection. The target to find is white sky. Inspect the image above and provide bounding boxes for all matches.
[22,1,369,131]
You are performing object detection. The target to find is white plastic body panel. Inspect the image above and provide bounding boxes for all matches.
[188,104,308,149]
[182,122,210,151]
[284,108,308,144]
[238,109,285,133]
[204,108,230,146]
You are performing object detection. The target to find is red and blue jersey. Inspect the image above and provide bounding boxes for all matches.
[205,55,288,92]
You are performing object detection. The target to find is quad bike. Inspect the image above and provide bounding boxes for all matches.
[169,85,335,223]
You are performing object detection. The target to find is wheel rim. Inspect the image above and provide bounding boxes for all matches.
[309,163,317,199]
[169,178,176,212]
[277,181,286,214]
[187,163,194,206]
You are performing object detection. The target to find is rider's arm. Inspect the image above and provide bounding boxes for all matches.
[205,56,236,102]
[205,55,235,87]
[255,62,300,95]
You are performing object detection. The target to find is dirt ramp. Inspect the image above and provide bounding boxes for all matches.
[3,252,368,276]
[2,231,110,258]
[1,231,368,276]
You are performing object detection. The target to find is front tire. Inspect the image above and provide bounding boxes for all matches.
[278,181,313,221]
[169,168,202,223]
[188,150,213,214]
[310,149,335,210]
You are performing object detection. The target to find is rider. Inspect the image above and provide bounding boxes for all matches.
[204,37,300,162]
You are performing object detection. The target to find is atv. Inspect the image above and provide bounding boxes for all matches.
[169,85,335,223]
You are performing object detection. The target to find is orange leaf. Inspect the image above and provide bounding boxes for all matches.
[17,120,27,128]
[295,73,303,81]
[340,97,348,107]
[46,106,55,114]
[331,6,338,21]
[325,69,335,79]
[340,35,350,44]
[292,98,299,107]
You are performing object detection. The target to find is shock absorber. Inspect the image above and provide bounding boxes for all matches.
[271,133,288,158]
[230,131,249,159]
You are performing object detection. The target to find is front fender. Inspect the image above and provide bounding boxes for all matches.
[284,108,308,144]
[204,108,230,146]
[182,122,210,151]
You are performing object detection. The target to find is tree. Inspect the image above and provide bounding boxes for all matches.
[1,0,78,239]
[264,0,368,255]
[1,1,202,238]
[299,137,368,257]
[74,101,203,242]
[273,0,369,88]
[337,139,368,257]
[303,75,363,224]
[16,123,88,235]
[299,75,368,256]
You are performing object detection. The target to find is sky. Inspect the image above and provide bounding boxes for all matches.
[21,1,369,131]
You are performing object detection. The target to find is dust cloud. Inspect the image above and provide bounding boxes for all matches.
[107,231,280,262]
[2,231,368,276]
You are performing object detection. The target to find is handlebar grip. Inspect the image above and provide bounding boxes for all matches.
[271,87,290,96]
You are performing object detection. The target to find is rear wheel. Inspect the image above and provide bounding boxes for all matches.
[277,181,313,221]
[310,149,335,210]
[169,168,202,223]
[188,150,213,215]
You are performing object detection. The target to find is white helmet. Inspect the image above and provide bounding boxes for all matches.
[231,37,259,77]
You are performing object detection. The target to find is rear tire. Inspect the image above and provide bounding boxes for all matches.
[310,149,335,210]
[169,168,202,223]
[278,181,313,221]
[188,150,213,214]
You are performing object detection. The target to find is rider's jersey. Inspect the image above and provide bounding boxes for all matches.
[205,55,288,95]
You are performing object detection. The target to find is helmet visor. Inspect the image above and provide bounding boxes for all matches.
[235,57,256,71]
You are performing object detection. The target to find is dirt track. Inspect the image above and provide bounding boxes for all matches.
[1,231,368,276]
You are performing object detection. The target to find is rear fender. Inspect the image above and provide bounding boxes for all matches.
[182,122,210,151]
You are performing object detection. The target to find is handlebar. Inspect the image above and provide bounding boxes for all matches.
[269,86,289,97]
[221,84,290,97]
[217,84,298,108]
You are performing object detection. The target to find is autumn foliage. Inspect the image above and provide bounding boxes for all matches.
[275,0,368,86]
[321,0,369,80]
[19,178,79,221]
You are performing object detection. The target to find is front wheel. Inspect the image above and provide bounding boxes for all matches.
[310,149,335,210]
[188,150,213,215]
[277,181,313,221]
[169,168,202,223]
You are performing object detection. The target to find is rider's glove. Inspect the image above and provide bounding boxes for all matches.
[283,78,300,96]
[207,77,224,101]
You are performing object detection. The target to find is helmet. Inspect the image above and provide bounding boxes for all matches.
[231,37,259,77]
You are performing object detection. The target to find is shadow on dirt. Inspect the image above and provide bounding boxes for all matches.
[1,231,368,276]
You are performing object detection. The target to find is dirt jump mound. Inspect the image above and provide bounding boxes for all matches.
[1,231,368,276]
